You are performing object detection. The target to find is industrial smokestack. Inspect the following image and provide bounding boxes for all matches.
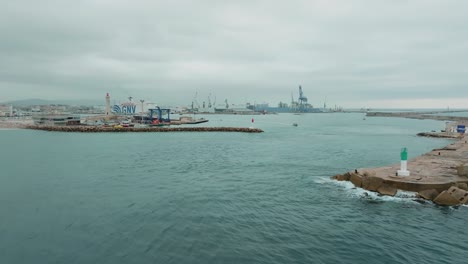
[105,93,111,115]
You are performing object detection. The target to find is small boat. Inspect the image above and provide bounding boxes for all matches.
[185,118,209,124]
[173,116,209,125]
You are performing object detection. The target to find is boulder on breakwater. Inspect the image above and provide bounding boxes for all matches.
[25,125,264,133]
[432,186,468,206]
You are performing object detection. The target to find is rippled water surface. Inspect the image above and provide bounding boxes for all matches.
[1,113,467,264]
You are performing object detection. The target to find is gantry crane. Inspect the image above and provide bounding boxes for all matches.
[298,85,308,112]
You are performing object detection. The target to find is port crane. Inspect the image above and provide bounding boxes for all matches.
[191,92,200,113]
[298,85,307,105]
[207,93,212,108]
[148,107,171,123]
[298,85,308,112]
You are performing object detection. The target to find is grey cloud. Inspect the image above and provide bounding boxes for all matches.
[1,0,468,108]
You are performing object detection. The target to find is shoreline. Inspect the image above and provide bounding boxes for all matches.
[331,134,468,205]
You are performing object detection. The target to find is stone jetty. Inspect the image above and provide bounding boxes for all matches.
[366,111,468,122]
[331,135,468,206]
[25,125,263,133]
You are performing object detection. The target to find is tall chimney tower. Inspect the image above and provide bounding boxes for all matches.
[105,93,111,115]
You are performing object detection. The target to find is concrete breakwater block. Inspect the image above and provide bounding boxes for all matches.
[377,184,397,196]
[417,189,440,200]
[349,173,362,188]
[433,186,468,206]
[362,175,383,192]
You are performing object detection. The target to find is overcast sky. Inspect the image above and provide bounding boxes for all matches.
[1,0,467,108]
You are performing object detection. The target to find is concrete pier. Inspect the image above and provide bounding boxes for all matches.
[25,125,264,133]
[332,135,468,205]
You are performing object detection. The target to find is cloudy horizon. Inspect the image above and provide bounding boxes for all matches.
[1,0,467,108]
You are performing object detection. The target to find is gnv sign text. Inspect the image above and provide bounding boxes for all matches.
[112,104,136,114]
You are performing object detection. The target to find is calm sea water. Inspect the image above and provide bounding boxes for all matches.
[1,113,467,264]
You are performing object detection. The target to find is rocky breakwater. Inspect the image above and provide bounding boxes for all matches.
[331,135,468,206]
[25,125,264,133]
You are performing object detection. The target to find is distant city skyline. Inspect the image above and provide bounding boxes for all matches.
[1,0,468,108]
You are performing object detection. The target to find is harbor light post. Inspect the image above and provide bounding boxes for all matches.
[397,147,410,176]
